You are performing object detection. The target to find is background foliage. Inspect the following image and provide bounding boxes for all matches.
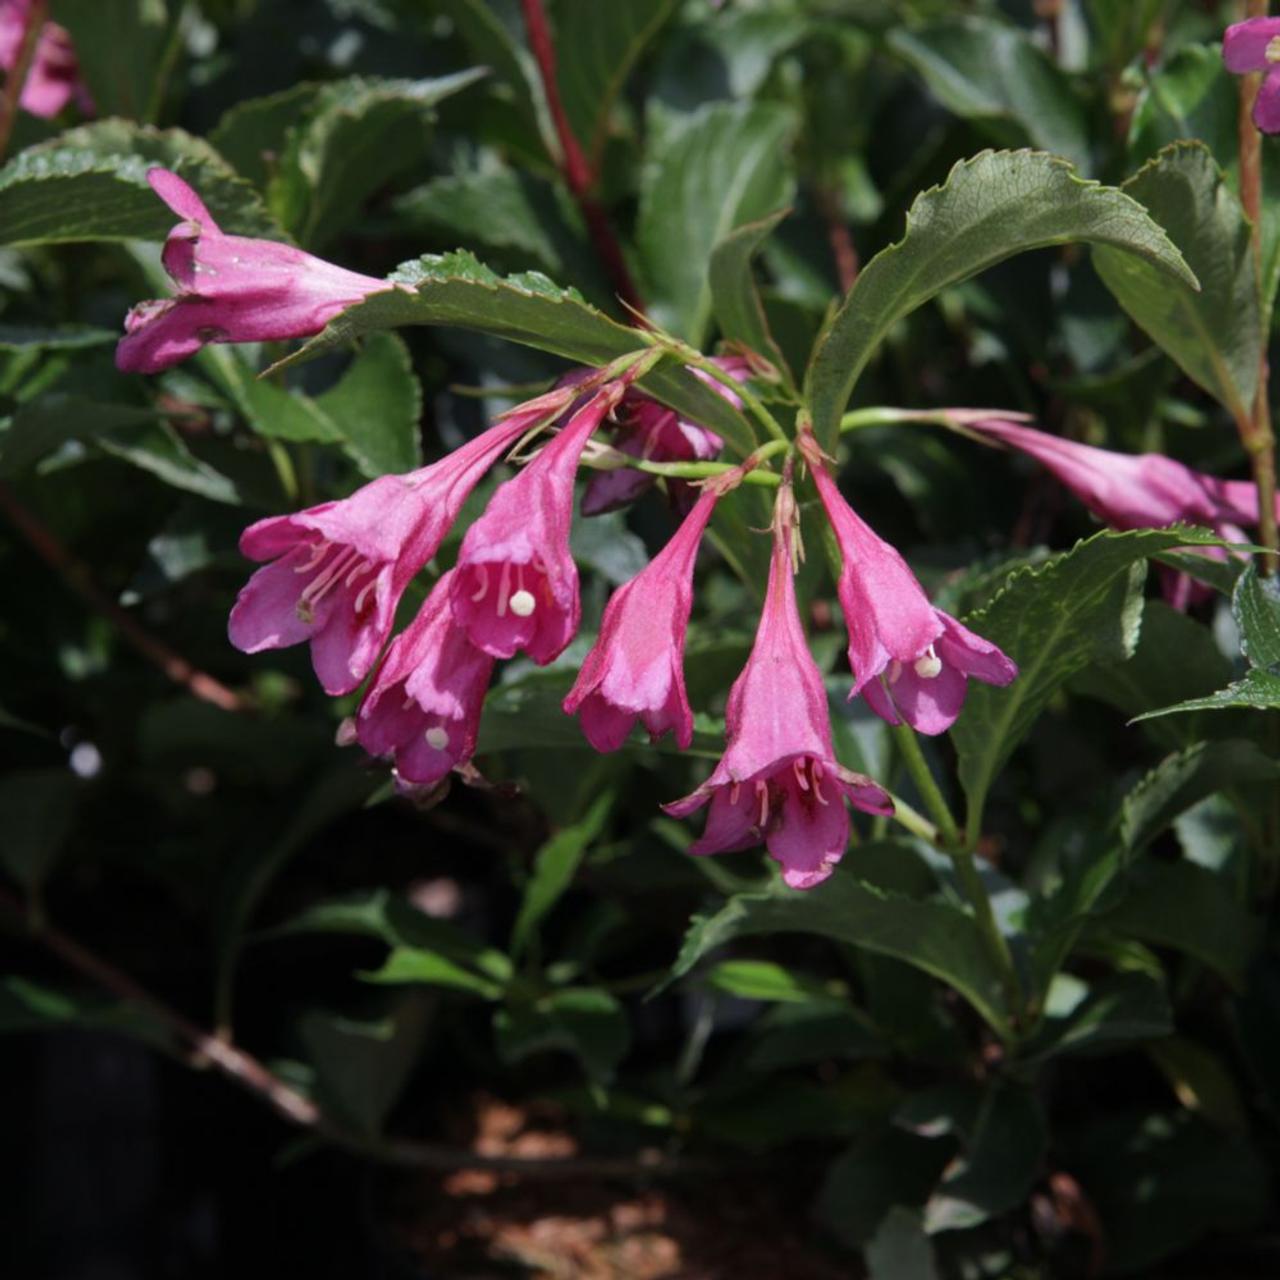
[4,1,1280,1276]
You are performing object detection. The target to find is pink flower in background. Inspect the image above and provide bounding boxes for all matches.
[1224,16,1280,133]
[116,169,389,374]
[356,571,495,786]
[968,417,1276,606]
[451,382,627,664]
[664,480,892,890]
[229,387,578,694]
[800,428,1017,735]
[0,0,92,118]
[580,356,748,515]
[565,469,742,752]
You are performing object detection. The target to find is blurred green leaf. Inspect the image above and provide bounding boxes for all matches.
[1148,1036,1249,1132]
[953,527,1228,830]
[363,948,504,999]
[270,249,756,455]
[1134,667,1280,719]
[707,207,795,385]
[53,0,171,122]
[1095,143,1259,422]
[208,83,327,193]
[0,121,282,244]
[0,769,78,891]
[804,149,1197,449]
[745,996,885,1072]
[1021,971,1173,1063]
[638,101,798,345]
[0,975,170,1048]
[268,72,487,248]
[890,16,1090,171]
[494,986,630,1083]
[865,1208,939,1280]
[510,791,612,961]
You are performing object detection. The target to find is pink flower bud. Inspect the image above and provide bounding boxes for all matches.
[664,480,893,891]
[1224,17,1280,133]
[0,1,91,118]
[115,169,389,373]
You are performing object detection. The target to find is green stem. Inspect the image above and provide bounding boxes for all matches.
[892,721,1022,1021]
[883,792,940,845]
[643,334,791,446]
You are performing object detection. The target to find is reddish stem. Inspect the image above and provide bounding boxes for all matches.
[0,482,249,713]
[519,0,646,316]
[815,186,859,293]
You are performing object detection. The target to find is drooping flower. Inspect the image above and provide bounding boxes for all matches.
[229,385,580,695]
[663,477,893,890]
[0,0,92,119]
[1224,16,1280,133]
[799,427,1017,735]
[564,467,744,751]
[580,356,748,516]
[450,382,627,664]
[116,169,389,374]
[355,570,494,786]
[966,417,1276,606]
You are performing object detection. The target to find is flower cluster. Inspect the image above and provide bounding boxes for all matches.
[0,0,92,120]
[119,170,1029,889]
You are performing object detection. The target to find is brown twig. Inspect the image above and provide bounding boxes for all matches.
[0,881,704,1179]
[0,0,46,163]
[1236,0,1279,577]
[519,0,646,316]
[0,482,249,712]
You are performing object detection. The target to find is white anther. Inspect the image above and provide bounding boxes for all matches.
[353,576,378,614]
[470,565,489,602]
[756,780,770,828]
[887,660,903,683]
[425,727,449,751]
[509,589,536,617]
[295,540,332,574]
[913,647,943,679]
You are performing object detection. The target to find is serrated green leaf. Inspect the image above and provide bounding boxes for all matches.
[270,249,756,454]
[1121,740,1280,855]
[707,207,794,386]
[953,527,1226,830]
[553,0,680,164]
[0,121,281,245]
[1134,667,1280,719]
[1094,143,1259,421]
[1098,860,1262,990]
[665,863,1009,1034]
[510,791,612,961]
[890,16,1090,171]
[208,83,327,193]
[268,71,486,249]
[1233,562,1280,671]
[638,101,797,345]
[803,150,1197,449]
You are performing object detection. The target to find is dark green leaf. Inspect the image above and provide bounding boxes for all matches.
[208,83,326,193]
[1021,972,1173,1063]
[53,0,171,122]
[665,863,1010,1033]
[707,207,794,385]
[363,948,504,999]
[745,996,885,1072]
[1121,740,1280,855]
[865,1208,939,1280]
[0,769,78,890]
[952,527,1227,828]
[890,16,1090,170]
[1233,562,1280,671]
[804,150,1197,449]
[0,324,115,352]
[269,250,756,455]
[1094,143,1259,421]
[0,975,169,1047]
[638,101,798,345]
[494,986,630,1082]
[0,121,281,244]
[510,791,613,960]
[1133,667,1280,719]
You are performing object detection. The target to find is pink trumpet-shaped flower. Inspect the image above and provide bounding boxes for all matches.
[1224,17,1280,133]
[565,468,743,751]
[451,382,627,664]
[799,428,1017,735]
[0,0,92,118]
[116,169,389,374]
[664,479,893,890]
[229,386,578,695]
[356,570,494,786]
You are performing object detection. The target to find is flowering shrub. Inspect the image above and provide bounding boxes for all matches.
[3,1,1280,1275]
